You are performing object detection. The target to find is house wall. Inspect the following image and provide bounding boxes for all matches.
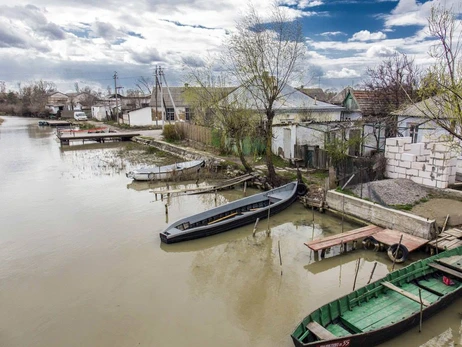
[384,137,458,188]
[125,107,152,126]
[397,116,447,143]
[272,124,297,159]
[91,105,110,121]
[274,110,341,124]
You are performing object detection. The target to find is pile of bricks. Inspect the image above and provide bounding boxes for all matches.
[384,137,457,188]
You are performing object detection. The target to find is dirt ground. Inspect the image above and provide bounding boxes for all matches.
[411,198,462,228]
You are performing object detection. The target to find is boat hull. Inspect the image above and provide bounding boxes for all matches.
[126,160,204,181]
[160,181,306,243]
[291,286,461,347]
[291,247,462,347]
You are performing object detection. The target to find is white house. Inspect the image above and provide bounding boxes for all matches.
[91,105,111,121]
[122,107,153,126]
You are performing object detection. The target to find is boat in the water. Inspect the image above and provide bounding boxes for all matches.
[291,246,462,347]
[160,181,307,244]
[126,160,205,181]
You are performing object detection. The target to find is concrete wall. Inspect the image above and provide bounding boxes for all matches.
[385,137,458,188]
[326,190,435,239]
[125,107,152,126]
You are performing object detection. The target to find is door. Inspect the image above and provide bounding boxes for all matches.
[283,128,291,159]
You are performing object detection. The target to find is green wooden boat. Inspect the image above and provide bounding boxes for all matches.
[291,246,462,347]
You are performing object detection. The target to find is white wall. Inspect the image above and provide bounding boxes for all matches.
[91,105,110,121]
[125,107,152,126]
[385,137,458,188]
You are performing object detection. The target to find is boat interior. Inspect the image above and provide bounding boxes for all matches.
[293,251,462,345]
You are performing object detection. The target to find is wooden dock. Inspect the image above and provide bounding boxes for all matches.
[39,120,73,127]
[305,225,429,261]
[427,228,462,252]
[150,174,254,196]
[57,131,140,145]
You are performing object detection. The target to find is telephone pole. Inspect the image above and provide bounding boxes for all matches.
[154,66,158,127]
[158,66,164,131]
[113,71,119,124]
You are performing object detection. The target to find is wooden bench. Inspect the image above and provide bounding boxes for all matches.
[306,321,336,340]
[381,282,431,306]
[429,263,462,280]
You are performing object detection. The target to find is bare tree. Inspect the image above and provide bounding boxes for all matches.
[363,52,420,136]
[184,63,255,172]
[225,3,306,185]
[417,5,462,142]
[136,76,154,95]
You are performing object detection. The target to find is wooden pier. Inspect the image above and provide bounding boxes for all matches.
[39,120,73,127]
[427,228,462,252]
[305,224,429,261]
[57,131,140,145]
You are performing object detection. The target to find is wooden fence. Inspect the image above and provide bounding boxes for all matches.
[176,122,213,146]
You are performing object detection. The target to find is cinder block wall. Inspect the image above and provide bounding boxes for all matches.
[326,190,435,239]
[384,137,457,189]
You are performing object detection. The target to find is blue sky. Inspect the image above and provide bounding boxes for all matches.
[0,0,460,94]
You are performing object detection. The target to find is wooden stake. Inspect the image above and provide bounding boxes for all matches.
[442,214,450,232]
[419,288,423,332]
[353,259,360,291]
[252,217,260,236]
[367,262,377,284]
[243,181,247,196]
[278,240,283,276]
[392,234,403,271]
[164,203,168,215]
[342,194,345,233]
[266,205,271,235]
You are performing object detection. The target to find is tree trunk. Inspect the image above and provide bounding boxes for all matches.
[236,137,252,173]
[265,110,280,187]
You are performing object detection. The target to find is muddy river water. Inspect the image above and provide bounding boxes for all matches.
[0,117,460,347]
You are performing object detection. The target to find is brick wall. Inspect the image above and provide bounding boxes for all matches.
[384,137,457,189]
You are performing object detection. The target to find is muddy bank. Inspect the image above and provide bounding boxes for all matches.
[411,198,462,227]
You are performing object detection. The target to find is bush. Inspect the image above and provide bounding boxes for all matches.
[162,124,185,142]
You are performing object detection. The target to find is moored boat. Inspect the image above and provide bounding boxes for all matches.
[126,159,205,181]
[160,180,307,244]
[291,246,462,347]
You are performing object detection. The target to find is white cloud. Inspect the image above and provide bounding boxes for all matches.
[366,45,396,58]
[325,68,360,79]
[320,31,345,37]
[349,30,386,42]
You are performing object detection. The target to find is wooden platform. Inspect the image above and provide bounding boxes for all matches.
[372,229,429,252]
[57,132,140,145]
[427,228,462,251]
[304,225,384,252]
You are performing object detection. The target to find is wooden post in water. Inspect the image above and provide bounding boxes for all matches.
[392,234,403,271]
[367,262,378,284]
[353,258,360,291]
[341,194,345,233]
[266,205,271,235]
[278,240,283,276]
[252,218,260,236]
[419,289,423,332]
[243,181,247,196]
[214,189,217,206]
[165,203,168,215]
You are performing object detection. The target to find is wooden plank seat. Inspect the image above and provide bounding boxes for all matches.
[381,282,431,306]
[428,263,462,280]
[418,276,461,296]
[306,321,336,340]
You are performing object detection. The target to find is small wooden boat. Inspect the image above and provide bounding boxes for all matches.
[160,181,307,244]
[126,160,205,181]
[291,246,462,347]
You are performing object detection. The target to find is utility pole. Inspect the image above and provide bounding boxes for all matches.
[159,66,164,131]
[154,66,158,126]
[113,71,119,124]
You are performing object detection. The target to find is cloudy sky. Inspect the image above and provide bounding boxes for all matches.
[0,0,460,94]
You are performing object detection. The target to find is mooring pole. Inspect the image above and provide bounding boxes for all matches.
[392,234,403,271]
[352,258,360,291]
[419,289,423,332]
[342,194,345,233]
[278,240,283,276]
[266,205,271,235]
[367,261,378,284]
[252,217,260,236]
[243,181,247,196]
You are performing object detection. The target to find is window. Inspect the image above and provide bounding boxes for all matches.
[166,108,175,121]
[185,108,192,121]
[409,124,419,143]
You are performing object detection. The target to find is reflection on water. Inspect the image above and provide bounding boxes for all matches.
[0,116,460,347]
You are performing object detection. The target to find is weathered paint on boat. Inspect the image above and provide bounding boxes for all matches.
[160,181,307,244]
[291,246,462,347]
[126,160,205,181]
